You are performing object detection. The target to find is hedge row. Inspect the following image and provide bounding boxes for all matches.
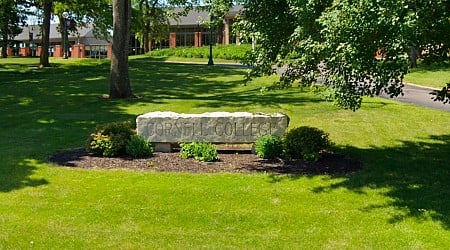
[147,44,252,61]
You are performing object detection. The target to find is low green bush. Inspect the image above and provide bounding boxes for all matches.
[180,142,219,162]
[126,135,154,158]
[87,121,136,157]
[148,44,252,61]
[283,126,332,161]
[88,132,114,156]
[254,135,283,159]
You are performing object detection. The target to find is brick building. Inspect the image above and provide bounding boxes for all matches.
[157,5,243,50]
[4,5,243,58]
[6,23,110,58]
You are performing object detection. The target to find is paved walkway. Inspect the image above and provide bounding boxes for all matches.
[249,63,449,112]
[382,84,450,112]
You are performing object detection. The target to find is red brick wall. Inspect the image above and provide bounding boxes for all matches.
[19,47,30,56]
[170,33,176,48]
[7,47,13,56]
[71,44,85,58]
[107,44,112,59]
[54,45,63,57]
[194,32,202,47]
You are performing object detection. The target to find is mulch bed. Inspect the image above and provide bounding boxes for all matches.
[49,148,362,175]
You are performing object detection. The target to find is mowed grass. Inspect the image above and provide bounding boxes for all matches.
[0,56,449,248]
[405,63,450,88]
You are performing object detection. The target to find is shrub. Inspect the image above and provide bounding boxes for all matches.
[283,126,332,161]
[254,135,283,159]
[88,132,114,156]
[147,44,252,61]
[87,121,136,157]
[126,135,154,158]
[180,142,219,162]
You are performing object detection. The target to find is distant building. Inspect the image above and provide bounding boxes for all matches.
[5,5,243,58]
[7,23,110,58]
[157,5,243,50]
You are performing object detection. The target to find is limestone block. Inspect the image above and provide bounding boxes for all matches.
[136,111,289,144]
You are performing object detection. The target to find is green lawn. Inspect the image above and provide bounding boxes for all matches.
[405,63,450,89]
[0,56,449,248]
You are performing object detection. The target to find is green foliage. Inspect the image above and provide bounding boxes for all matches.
[0,0,27,58]
[283,126,332,161]
[87,121,136,157]
[126,135,154,158]
[148,44,252,61]
[254,135,283,159]
[88,132,114,157]
[410,0,450,64]
[180,142,219,162]
[431,83,450,104]
[237,0,450,110]
[53,1,112,41]
[131,0,171,48]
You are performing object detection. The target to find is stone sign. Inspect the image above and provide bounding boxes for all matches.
[136,112,289,146]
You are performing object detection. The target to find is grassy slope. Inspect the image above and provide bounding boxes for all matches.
[0,57,449,248]
[405,63,450,89]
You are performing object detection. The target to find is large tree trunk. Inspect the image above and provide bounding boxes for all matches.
[409,45,419,68]
[0,0,7,58]
[138,0,149,53]
[143,26,150,53]
[1,31,8,58]
[59,16,69,58]
[110,0,134,99]
[143,0,150,53]
[39,0,52,67]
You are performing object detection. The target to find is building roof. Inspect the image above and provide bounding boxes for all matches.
[170,9,208,26]
[14,5,243,42]
[14,23,107,44]
[170,5,243,26]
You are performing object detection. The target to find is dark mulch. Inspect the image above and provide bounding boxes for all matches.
[49,148,362,175]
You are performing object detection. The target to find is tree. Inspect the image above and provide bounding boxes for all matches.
[39,0,52,67]
[235,0,299,76]
[132,0,171,53]
[53,0,112,44]
[0,0,27,58]
[238,0,421,110]
[110,0,134,98]
[432,83,450,104]
[407,0,450,66]
[130,0,239,53]
[29,0,112,67]
[132,0,201,53]
[314,0,410,110]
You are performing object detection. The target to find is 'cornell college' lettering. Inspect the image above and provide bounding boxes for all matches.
[145,121,273,137]
[136,112,289,144]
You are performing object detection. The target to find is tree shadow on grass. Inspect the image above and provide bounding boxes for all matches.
[311,134,450,229]
[126,58,325,109]
[0,58,312,192]
[0,159,49,192]
[0,60,136,192]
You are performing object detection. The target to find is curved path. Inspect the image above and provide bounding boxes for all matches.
[382,84,450,112]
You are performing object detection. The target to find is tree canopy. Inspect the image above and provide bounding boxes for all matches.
[24,0,111,67]
[237,0,450,110]
[0,0,28,58]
